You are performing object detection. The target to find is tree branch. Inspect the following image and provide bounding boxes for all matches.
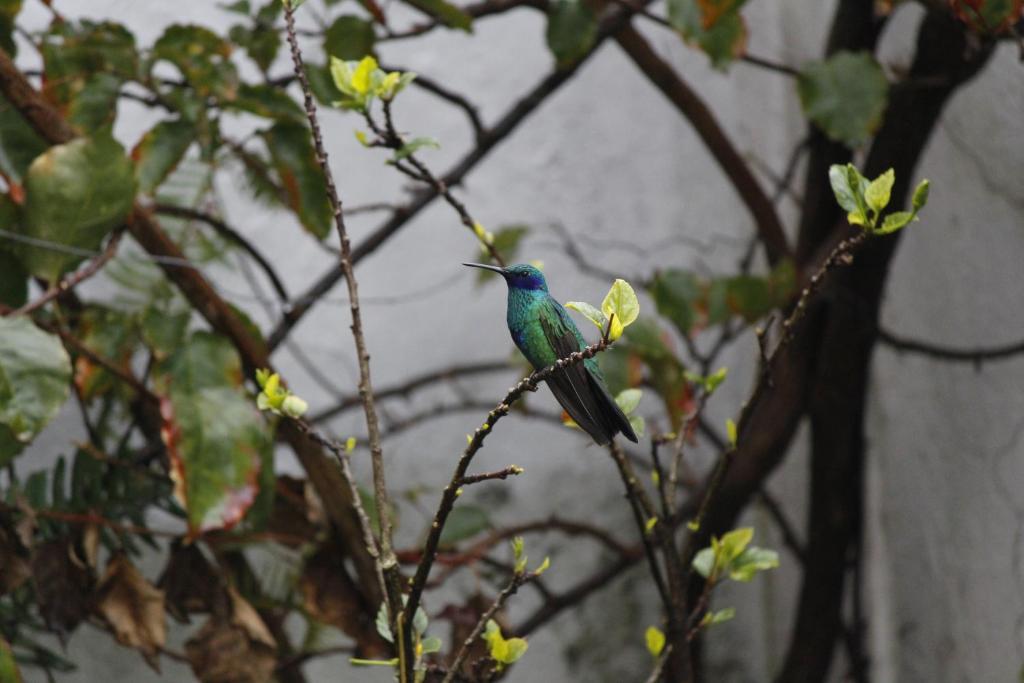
[614,25,792,267]
[153,203,291,303]
[404,337,615,633]
[267,5,636,350]
[281,0,406,655]
[7,230,122,317]
[877,325,1024,364]
[0,44,387,627]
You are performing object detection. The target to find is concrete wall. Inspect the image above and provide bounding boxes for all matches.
[11,0,1024,681]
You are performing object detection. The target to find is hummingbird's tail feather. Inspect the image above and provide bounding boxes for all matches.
[587,369,639,444]
[546,368,615,446]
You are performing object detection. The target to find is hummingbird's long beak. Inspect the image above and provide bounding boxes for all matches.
[462,262,506,275]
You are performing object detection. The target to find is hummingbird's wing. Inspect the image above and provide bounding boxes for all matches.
[539,304,638,445]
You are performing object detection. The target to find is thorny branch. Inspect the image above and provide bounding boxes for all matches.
[404,336,616,639]
[281,0,407,663]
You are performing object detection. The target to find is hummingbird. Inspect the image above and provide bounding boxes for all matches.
[464,263,638,445]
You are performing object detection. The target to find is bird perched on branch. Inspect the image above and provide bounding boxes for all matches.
[464,262,638,445]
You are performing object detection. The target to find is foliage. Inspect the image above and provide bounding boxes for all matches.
[829,163,930,234]
[0,0,981,681]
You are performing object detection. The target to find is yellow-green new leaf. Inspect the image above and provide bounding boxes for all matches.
[726,418,737,447]
[351,56,378,95]
[865,168,894,214]
[565,300,607,331]
[601,279,639,340]
[645,626,665,656]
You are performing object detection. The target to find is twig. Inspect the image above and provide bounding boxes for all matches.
[281,0,405,648]
[681,229,872,581]
[440,568,540,683]
[404,337,615,633]
[877,326,1024,365]
[153,203,290,303]
[267,6,635,350]
[611,442,671,611]
[310,359,512,423]
[458,466,525,486]
[373,99,506,267]
[643,644,673,683]
[9,230,123,317]
[0,41,385,608]
[380,64,485,142]
[614,25,792,267]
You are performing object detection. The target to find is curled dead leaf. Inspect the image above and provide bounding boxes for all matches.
[158,541,227,623]
[299,540,387,656]
[31,536,95,636]
[94,553,166,670]
[185,587,277,683]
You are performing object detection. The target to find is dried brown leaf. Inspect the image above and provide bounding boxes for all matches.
[94,553,167,670]
[300,540,386,656]
[185,588,277,683]
[0,522,30,596]
[158,541,227,622]
[31,537,94,635]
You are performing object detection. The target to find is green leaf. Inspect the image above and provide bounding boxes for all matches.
[692,547,715,578]
[644,626,665,656]
[220,1,251,13]
[512,535,526,573]
[405,0,473,31]
[614,388,642,415]
[828,163,868,224]
[0,634,23,683]
[224,83,305,124]
[375,602,393,643]
[228,4,282,72]
[500,637,528,664]
[700,607,736,626]
[421,636,442,654]
[152,24,239,100]
[546,0,598,69]
[649,269,700,336]
[0,94,48,181]
[797,51,889,148]
[667,0,749,70]
[474,225,528,281]
[705,367,728,393]
[729,546,779,581]
[565,300,607,331]
[439,504,491,545]
[67,72,121,132]
[413,602,429,636]
[602,279,640,341]
[876,211,916,235]
[392,136,440,162]
[717,527,753,565]
[0,0,23,57]
[324,15,376,61]
[156,331,243,394]
[0,317,72,466]
[261,122,332,239]
[40,21,137,107]
[0,226,28,308]
[163,385,271,537]
[19,131,136,280]
[133,119,196,194]
[726,418,737,447]
[864,168,894,214]
[911,178,930,212]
